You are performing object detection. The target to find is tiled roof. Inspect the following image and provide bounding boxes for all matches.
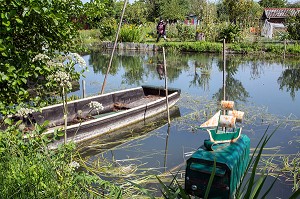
[264,8,300,18]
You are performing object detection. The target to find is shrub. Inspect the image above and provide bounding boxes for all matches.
[218,23,241,43]
[119,24,143,42]
[176,24,196,41]
[99,17,117,40]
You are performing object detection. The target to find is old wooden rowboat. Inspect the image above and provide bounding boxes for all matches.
[30,85,181,143]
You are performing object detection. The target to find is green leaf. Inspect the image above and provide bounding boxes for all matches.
[204,159,216,199]
[33,7,41,14]
[4,118,12,125]
[15,18,23,24]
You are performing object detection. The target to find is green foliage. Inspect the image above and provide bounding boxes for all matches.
[98,17,117,40]
[258,0,287,8]
[82,0,115,29]
[166,23,179,39]
[219,23,241,43]
[0,0,82,116]
[160,0,189,21]
[0,124,121,198]
[125,1,149,24]
[119,24,143,42]
[176,24,196,41]
[286,13,300,40]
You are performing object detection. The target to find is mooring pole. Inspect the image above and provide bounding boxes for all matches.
[101,0,128,94]
[164,125,171,172]
[163,47,171,126]
[283,39,287,59]
[223,39,226,102]
[82,80,86,98]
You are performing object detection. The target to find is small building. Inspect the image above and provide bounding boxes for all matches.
[261,8,300,38]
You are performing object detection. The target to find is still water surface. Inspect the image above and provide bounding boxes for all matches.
[72,50,299,198]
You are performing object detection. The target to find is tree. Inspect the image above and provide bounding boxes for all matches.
[188,0,206,30]
[160,0,189,21]
[83,0,115,29]
[258,0,287,8]
[286,13,300,40]
[0,0,83,115]
[220,0,262,27]
[125,1,149,24]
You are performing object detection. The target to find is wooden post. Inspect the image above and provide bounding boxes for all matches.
[164,125,171,172]
[283,39,287,59]
[82,80,86,98]
[163,47,170,126]
[223,39,226,102]
[101,0,128,94]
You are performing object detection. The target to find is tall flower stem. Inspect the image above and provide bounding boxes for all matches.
[62,86,68,144]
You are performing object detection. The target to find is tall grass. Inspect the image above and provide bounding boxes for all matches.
[0,121,121,198]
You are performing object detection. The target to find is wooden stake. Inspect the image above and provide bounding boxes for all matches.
[223,39,226,102]
[101,0,128,94]
[82,80,86,98]
[163,47,170,126]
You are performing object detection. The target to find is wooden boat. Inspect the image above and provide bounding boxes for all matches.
[26,85,180,143]
[196,100,244,150]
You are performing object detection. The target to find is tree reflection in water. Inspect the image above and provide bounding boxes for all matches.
[278,64,300,100]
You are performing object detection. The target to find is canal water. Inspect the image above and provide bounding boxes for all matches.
[72,50,299,198]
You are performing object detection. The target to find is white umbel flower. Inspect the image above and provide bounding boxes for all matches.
[88,101,104,113]
[16,107,34,118]
[48,71,72,90]
[32,53,50,62]
[70,53,86,67]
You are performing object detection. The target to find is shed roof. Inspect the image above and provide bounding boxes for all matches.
[263,8,300,19]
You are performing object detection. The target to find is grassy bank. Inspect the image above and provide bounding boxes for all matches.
[78,29,300,56]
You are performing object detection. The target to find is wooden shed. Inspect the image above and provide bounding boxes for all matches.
[261,8,300,38]
[261,8,300,23]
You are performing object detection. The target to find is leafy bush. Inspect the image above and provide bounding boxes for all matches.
[99,17,117,40]
[119,24,143,42]
[166,23,179,39]
[218,23,241,43]
[176,24,196,41]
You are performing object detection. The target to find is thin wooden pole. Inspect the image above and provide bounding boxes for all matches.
[163,125,171,172]
[101,0,128,94]
[283,39,287,59]
[82,80,86,98]
[162,47,170,126]
[223,39,226,102]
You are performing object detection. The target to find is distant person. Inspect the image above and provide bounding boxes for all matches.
[156,19,167,42]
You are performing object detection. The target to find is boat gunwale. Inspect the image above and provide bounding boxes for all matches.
[40,87,143,110]
[43,91,180,135]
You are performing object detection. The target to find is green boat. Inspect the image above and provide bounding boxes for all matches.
[185,134,250,198]
[197,101,244,150]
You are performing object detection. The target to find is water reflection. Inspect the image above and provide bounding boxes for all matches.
[213,57,250,103]
[278,66,300,100]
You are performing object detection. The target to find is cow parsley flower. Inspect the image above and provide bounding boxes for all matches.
[70,53,86,67]
[48,71,72,90]
[16,107,34,118]
[32,53,50,62]
[88,101,104,113]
